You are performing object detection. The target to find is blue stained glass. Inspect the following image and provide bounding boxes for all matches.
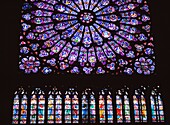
[82,95,88,123]
[38,95,45,124]
[55,93,62,123]
[150,89,165,123]
[12,88,28,125]
[29,88,45,124]
[65,88,79,123]
[99,89,114,123]
[12,94,20,124]
[133,87,147,123]
[19,0,155,75]
[99,95,105,123]
[47,94,54,124]
[81,88,96,123]
[116,88,131,123]
[90,95,96,123]
[107,95,114,123]
[116,95,123,123]
[124,95,131,123]
[20,95,28,124]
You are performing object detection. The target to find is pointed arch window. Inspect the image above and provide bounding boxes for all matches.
[65,88,79,123]
[12,94,19,124]
[55,90,62,123]
[133,87,147,122]
[82,94,88,123]
[47,88,62,124]
[47,94,54,124]
[99,93,105,123]
[90,92,96,123]
[116,93,123,123]
[107,93,114,123]
[20,93,28,124]
[30,88,45,124]
[12,87,28,124]
[116,87,131,123]
[150,87,165,122]
[82,88,96,123]
[99,88,113,123]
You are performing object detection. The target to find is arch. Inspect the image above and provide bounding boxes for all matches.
[20,93,28,124]
[116,86,131,123]
[64,88,79,123]
[133,86,147,122]
[30,88,45,124]
[99,88,113,123]
[12,87,28,124]
[82,88,96,123]
[150,86,165,122]
[47,87,62,124]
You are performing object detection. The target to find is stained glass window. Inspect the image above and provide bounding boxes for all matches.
[47,88,62,124]
[133,87,147,122]
[150,87,165,122]
[47,93,54,123]
[30,88,45,124]
[65,93,71,123]
[20,93,28,124]
[116,93,123,123]
[99,94,105,123]
[107,94,114,123]
[19,0,155,75]
[99,88,113,123]
[124,94,131,122]
[82,94,88,123]
[12,94,20,124]
[38,94,45,123]
[65,88,79,123]
[55,90,62,123]
[116,87,131,123]
[30,94,37,124]
[82,88,96,123]
[90,92,96,123]
[12,88,27,124]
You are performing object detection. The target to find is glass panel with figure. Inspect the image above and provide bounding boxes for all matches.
[12,94,20,124]
[141,95,147,122]
[90,94,96,123]
[99,95,105,123]
[20,94,28,124]
[124,95,131,123]
[65,94,71,123]
[134,87,147,123]
[47,93,54,124]
[116,94,123,123]
[107,94,113,123]
[151,87,165,122]
[30,94,37,124]
[55,93,62,123]
[82,88,96,123]
[38,95,45,123]
[30,88,45,124]
[82,95,88,123]
[12,88,27,124]
[65,88,79,123]
[72,94,79,123]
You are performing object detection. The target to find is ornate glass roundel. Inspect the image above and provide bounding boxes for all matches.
[19,0,155,75]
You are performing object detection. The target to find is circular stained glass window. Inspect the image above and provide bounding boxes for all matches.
[19,0,155,75]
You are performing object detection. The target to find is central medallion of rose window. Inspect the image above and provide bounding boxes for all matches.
[80,11,94,24]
